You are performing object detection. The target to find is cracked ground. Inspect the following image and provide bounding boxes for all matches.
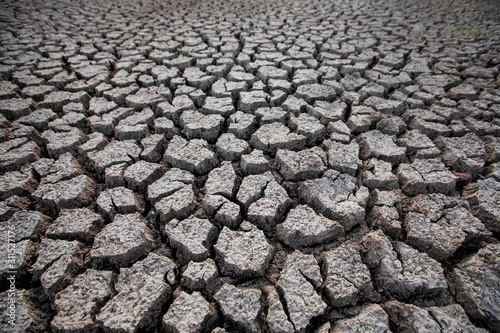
[1,0,500,331]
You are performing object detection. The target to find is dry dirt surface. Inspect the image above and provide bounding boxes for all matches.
[1,0,500,332]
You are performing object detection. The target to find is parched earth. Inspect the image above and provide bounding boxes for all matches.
[0,0,500,331]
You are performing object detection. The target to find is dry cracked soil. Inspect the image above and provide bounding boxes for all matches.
[1,0,500,332]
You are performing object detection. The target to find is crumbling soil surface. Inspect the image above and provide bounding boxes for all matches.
[1,0,500,332]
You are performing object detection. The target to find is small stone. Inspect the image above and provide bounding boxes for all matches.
[215,222,273,277]
[9,125,42,146]
[397,159,457,196]
[164,136,218,175]
[257,66,288,83]
[40,249,85,300]
[323,244,374,307]
[449,84,477,100]
[408,117,451,139]
[211,328,227,333]
[75,65,109,80]
[0,81,18,99]
[316,322,331,333]
[62,102,85,114]
[464,117,500,136]
[96,186,144,221]
[163,291,217,333]
[87,108,128,137]
[277,205,343,249]
[181,259,219,291]
[22,86,55,104]
[214,283,262,333]
[486,163,500,181]
[158,95,194,125]
[364,96,404,116]
[327,120,352,143]
[166,217,218,263]
[462,66,498,79]
[202,194,241,229]
[88,97,118,116]
[214,200,242,229]
[115,109,153,141]
[417,73,460,91]
[89,213,155,268]
[340,74,367,91]
[14,69,45,87]
[347,106,383,134]
[236,172,273,208]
